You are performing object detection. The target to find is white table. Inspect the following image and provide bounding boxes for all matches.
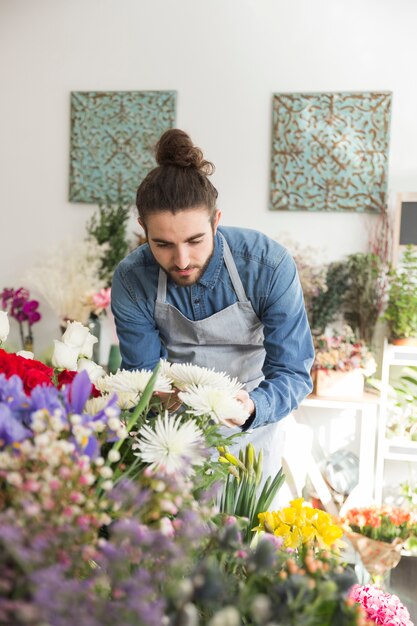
[285,393,380,513]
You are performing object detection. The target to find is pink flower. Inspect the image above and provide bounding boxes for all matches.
[92,288,111,313]
[349,584,413,625]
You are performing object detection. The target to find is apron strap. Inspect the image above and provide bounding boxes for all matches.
[221,234,249,303]
[157,268,168,303]
[156,232,249,303]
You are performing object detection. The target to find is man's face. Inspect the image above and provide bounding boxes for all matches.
[141,206,221,286]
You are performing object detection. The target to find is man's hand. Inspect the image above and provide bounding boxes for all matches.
[154,389,182,412]
[222,389,255,428]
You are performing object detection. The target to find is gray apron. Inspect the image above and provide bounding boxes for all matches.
[154,234,284,497]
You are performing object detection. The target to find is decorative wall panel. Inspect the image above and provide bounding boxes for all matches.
[270,92,392,213]
[69,91,176,204]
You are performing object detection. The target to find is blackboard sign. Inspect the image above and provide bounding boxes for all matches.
[393,194,417,264]
[399,201,417,245]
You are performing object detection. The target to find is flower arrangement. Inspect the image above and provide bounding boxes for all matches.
[313,326,376,376]
[0,329,412,626]
[342,505,415,544]
[254,497,344,551]
[25,237,108,325]
[349,584,414,626]
[1,287,41,350]
[342,505,417,580]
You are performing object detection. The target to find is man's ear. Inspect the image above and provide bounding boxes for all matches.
[213,209,222,233]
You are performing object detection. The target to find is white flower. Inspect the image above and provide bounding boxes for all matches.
[79,333,98,360]
[108,450,121,463]
[16,350,34,359]
[96,368,172,396]
[178,385,250,426]
[51,340,79,371]
[0,310,10,342]
[114,391,141,410]
[168,362,243,394]
[78,358,106,383]
[84,395,111,415]
[208,606,240,626]
[133,412,206,475]
[61,321,91,350]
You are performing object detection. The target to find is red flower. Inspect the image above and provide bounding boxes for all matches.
[57,369,78,389]
[0,349,101,397]
[57,368,101,397]
[0,348,54,394]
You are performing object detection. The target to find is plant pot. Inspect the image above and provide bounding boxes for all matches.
[314,369,365,398]
[391,337,417,347]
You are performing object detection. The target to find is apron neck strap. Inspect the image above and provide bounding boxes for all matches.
[221,234,248,302]
[156,232,249,303]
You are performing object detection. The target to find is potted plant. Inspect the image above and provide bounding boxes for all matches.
[383,245,417,345]
[312,326,377,398]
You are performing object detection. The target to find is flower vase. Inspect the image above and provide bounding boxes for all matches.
[108,344,122,374]
[87,315,101,364]
[23,336,33,353]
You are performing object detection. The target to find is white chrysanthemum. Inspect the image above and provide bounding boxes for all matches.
[84,395,111,415]
[114,391,141,410]
[96,369,172,396]
[168,362,243,394]
[178,385,249,426]
[159,359,172,377]
[133,412,206,475]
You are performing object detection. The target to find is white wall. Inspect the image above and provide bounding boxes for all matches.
[1,0,417,352]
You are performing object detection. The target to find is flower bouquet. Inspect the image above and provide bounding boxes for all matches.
[349,584,414,626]
[342,505,415,580]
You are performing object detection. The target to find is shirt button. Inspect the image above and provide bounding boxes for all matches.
[194,299,200,304]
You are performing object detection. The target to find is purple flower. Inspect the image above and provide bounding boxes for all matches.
[30,384,65,417]
[0,374,30,410]
[0,403,31,446]
[63,370,93,414]
[22,300,41,325]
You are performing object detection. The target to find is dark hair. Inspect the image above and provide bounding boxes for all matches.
[136,129,218,224]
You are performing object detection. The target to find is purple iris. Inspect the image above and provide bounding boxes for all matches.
[0,403,31,447]
[31,384,66,417]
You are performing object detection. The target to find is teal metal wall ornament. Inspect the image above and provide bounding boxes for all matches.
[270,91,392,213]
[69,90,176,204]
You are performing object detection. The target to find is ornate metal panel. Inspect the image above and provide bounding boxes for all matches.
[69,91,176,204]
[270,92,392,213]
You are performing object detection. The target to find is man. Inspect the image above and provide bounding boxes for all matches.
[111,129,314,475]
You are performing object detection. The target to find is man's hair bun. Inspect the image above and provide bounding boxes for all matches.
[155,128,215,175]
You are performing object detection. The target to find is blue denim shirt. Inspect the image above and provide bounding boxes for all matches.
[111,225,314,429]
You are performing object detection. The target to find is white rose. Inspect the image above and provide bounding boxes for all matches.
[16,350,34,359]
[52,339,79,371]
[0,311,10,343]
[78,358,106,383]
[61,321,90,350]
[79,333,98,360]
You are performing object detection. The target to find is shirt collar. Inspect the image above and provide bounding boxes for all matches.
[198,230,224,289]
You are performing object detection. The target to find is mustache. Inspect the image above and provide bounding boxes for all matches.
[170,265,197,271]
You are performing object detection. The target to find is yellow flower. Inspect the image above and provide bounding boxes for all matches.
[255,498,343,551]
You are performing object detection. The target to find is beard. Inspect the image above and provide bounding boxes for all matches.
[165,252,212,286]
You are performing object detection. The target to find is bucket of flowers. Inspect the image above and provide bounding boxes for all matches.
[312,326,377,398]
[341,505,417,582]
